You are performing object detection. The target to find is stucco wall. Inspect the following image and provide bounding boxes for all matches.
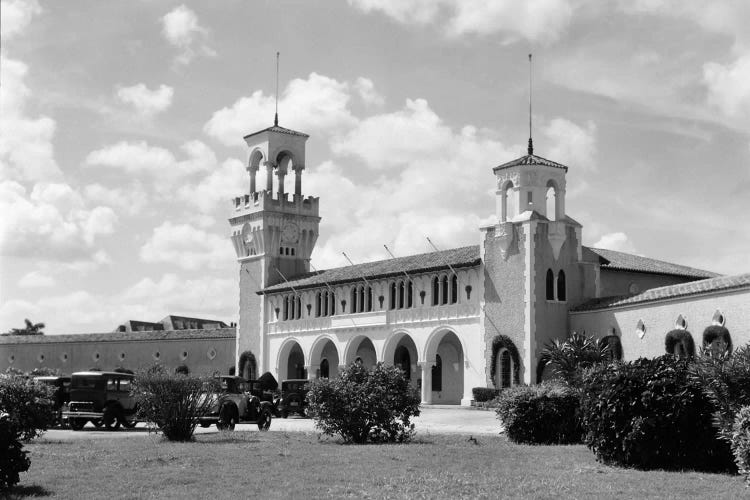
[599,269,696,298]
[482,224,527,385]
[238,259,264,373]
[1,333,235,375]
[570,287,750,360]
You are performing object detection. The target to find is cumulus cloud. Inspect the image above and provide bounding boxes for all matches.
[0,55,62,183]
[116,83,174,116]
[0,0,42,41]
[0,180,118,259]
[354,77,385,107]
[18,270,56,288]
[348,0,575,43]
[592,232,637,254]
[161,5,215,65]
[541,118,598,170]
[139,221,235,270]
[84,140,217,189]
[204,73,358,146]
[83,182,148,216]
[703,55,750,122]
[176,158,246,213]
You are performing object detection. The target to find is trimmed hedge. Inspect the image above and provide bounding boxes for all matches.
[472,387,500,402]
[703,325,733,355]
[580,355,733,471]
[731,406,750,485]
[495,383,581,445]
[665,329,695,358]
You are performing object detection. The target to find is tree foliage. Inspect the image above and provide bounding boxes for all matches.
[539,332,610,386]
[307,363,421,444]
[132,371,219,442]
[2,319,45,336]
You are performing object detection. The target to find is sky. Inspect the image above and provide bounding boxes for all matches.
[1,0,749,335]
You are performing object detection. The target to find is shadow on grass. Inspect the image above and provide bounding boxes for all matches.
[6,484,52,498]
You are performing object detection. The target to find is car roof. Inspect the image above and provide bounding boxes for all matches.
[71,371,134,377]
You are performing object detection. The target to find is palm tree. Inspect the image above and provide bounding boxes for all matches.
[3,318,46,336]
[539,332,610,386]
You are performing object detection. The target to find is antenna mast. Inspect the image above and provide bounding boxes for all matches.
[528,53,533,155]
[274,51,280,126]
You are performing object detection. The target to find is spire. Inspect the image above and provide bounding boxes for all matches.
[274,51,280,126]
[527,53,533,155]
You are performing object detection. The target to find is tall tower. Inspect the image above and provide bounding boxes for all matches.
[229,124,320,377]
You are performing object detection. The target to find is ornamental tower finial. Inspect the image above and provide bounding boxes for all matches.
[527,53,533,156]
[274,51,280,127]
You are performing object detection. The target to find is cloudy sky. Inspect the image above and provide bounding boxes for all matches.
[2,0,749,335]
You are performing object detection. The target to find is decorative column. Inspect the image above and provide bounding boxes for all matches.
[265,162,274,193]
[418,361,435,405]
[248,164,258,194]
[293,165,304,197]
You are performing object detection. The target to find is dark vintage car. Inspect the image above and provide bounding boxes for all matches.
[63,371,137,430]
[33,376,71,426]
[198,376,273,431]
[278,379,311,418]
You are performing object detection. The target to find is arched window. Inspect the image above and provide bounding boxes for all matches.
[450,275,458,304]
[329,291,336,315]
[432,277,439,305]
[295,296,301,319]
[557,270,566,301]
[389,282,397,310]
[546,182,557,221]
[283,296,289,320]
[546,269,554,300]
[398,281,405,309]
[431,355,442,392]
[500,350,512,388]
[366,287,373,311]
[350,287,357,313]
[359,286,365,313]
[315,292,322,317]
[441,275,449,305]
[407,281,413,308]
[323,291,329,317]
[504,182,516,222]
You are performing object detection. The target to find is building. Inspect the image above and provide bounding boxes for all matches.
[229,125,749,406]
[1,316,234,374]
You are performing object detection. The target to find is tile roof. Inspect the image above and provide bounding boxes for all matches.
[493,153,569,172]
[0,328,236,345]
[262,245,481,293]
[588,247,718,279]
[571,273,750,312]
[243,125,309,139]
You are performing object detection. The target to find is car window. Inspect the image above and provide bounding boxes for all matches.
[119,378,131,392]
[72,377,99,389]
[107,378,117,391]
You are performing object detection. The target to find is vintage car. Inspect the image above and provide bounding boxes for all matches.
[198,376,273,431]
[63,371,137,430]
[33,375,71,427]
[278,379,311,418]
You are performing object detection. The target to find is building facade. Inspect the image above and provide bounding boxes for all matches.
[230,127,728,405]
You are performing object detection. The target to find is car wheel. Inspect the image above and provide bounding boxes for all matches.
[218,404,237,431]
[257,407,272,431]
[281,410,288,419]
[92,419,103,428]
[199,421,211,428]
[103,405,122,430]
[70,418,86,431]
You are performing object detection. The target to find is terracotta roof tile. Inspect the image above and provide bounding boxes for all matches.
[571,273,750,312]
[589,247,718,279]
[262,245,481,293]
[0,328,236,345]
[243,125,309,139]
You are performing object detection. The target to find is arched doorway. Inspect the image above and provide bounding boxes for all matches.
[426,330,464,404]
[394,346,412,380]
[347,336,377,369]
[310,337,340,379]
[287,343,306,379]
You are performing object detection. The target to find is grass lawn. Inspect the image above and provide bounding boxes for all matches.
[9,431,746,499]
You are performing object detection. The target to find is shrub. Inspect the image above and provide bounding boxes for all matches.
[0,415,30,491]
[664,329,695,358]
[0,374,55,441]
[731,406,750,485]
[472,387,500,402]
[691,344,750,441]
[307,362,420,444]
[539,332,610,386]
[495,383,581,444]
[702,325,733,355]
[132,371,219,442]
[580,355,733,471]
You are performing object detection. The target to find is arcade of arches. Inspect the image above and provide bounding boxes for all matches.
[271,329,466,405]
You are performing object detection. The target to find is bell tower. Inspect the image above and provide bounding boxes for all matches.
[229,123,320,375]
